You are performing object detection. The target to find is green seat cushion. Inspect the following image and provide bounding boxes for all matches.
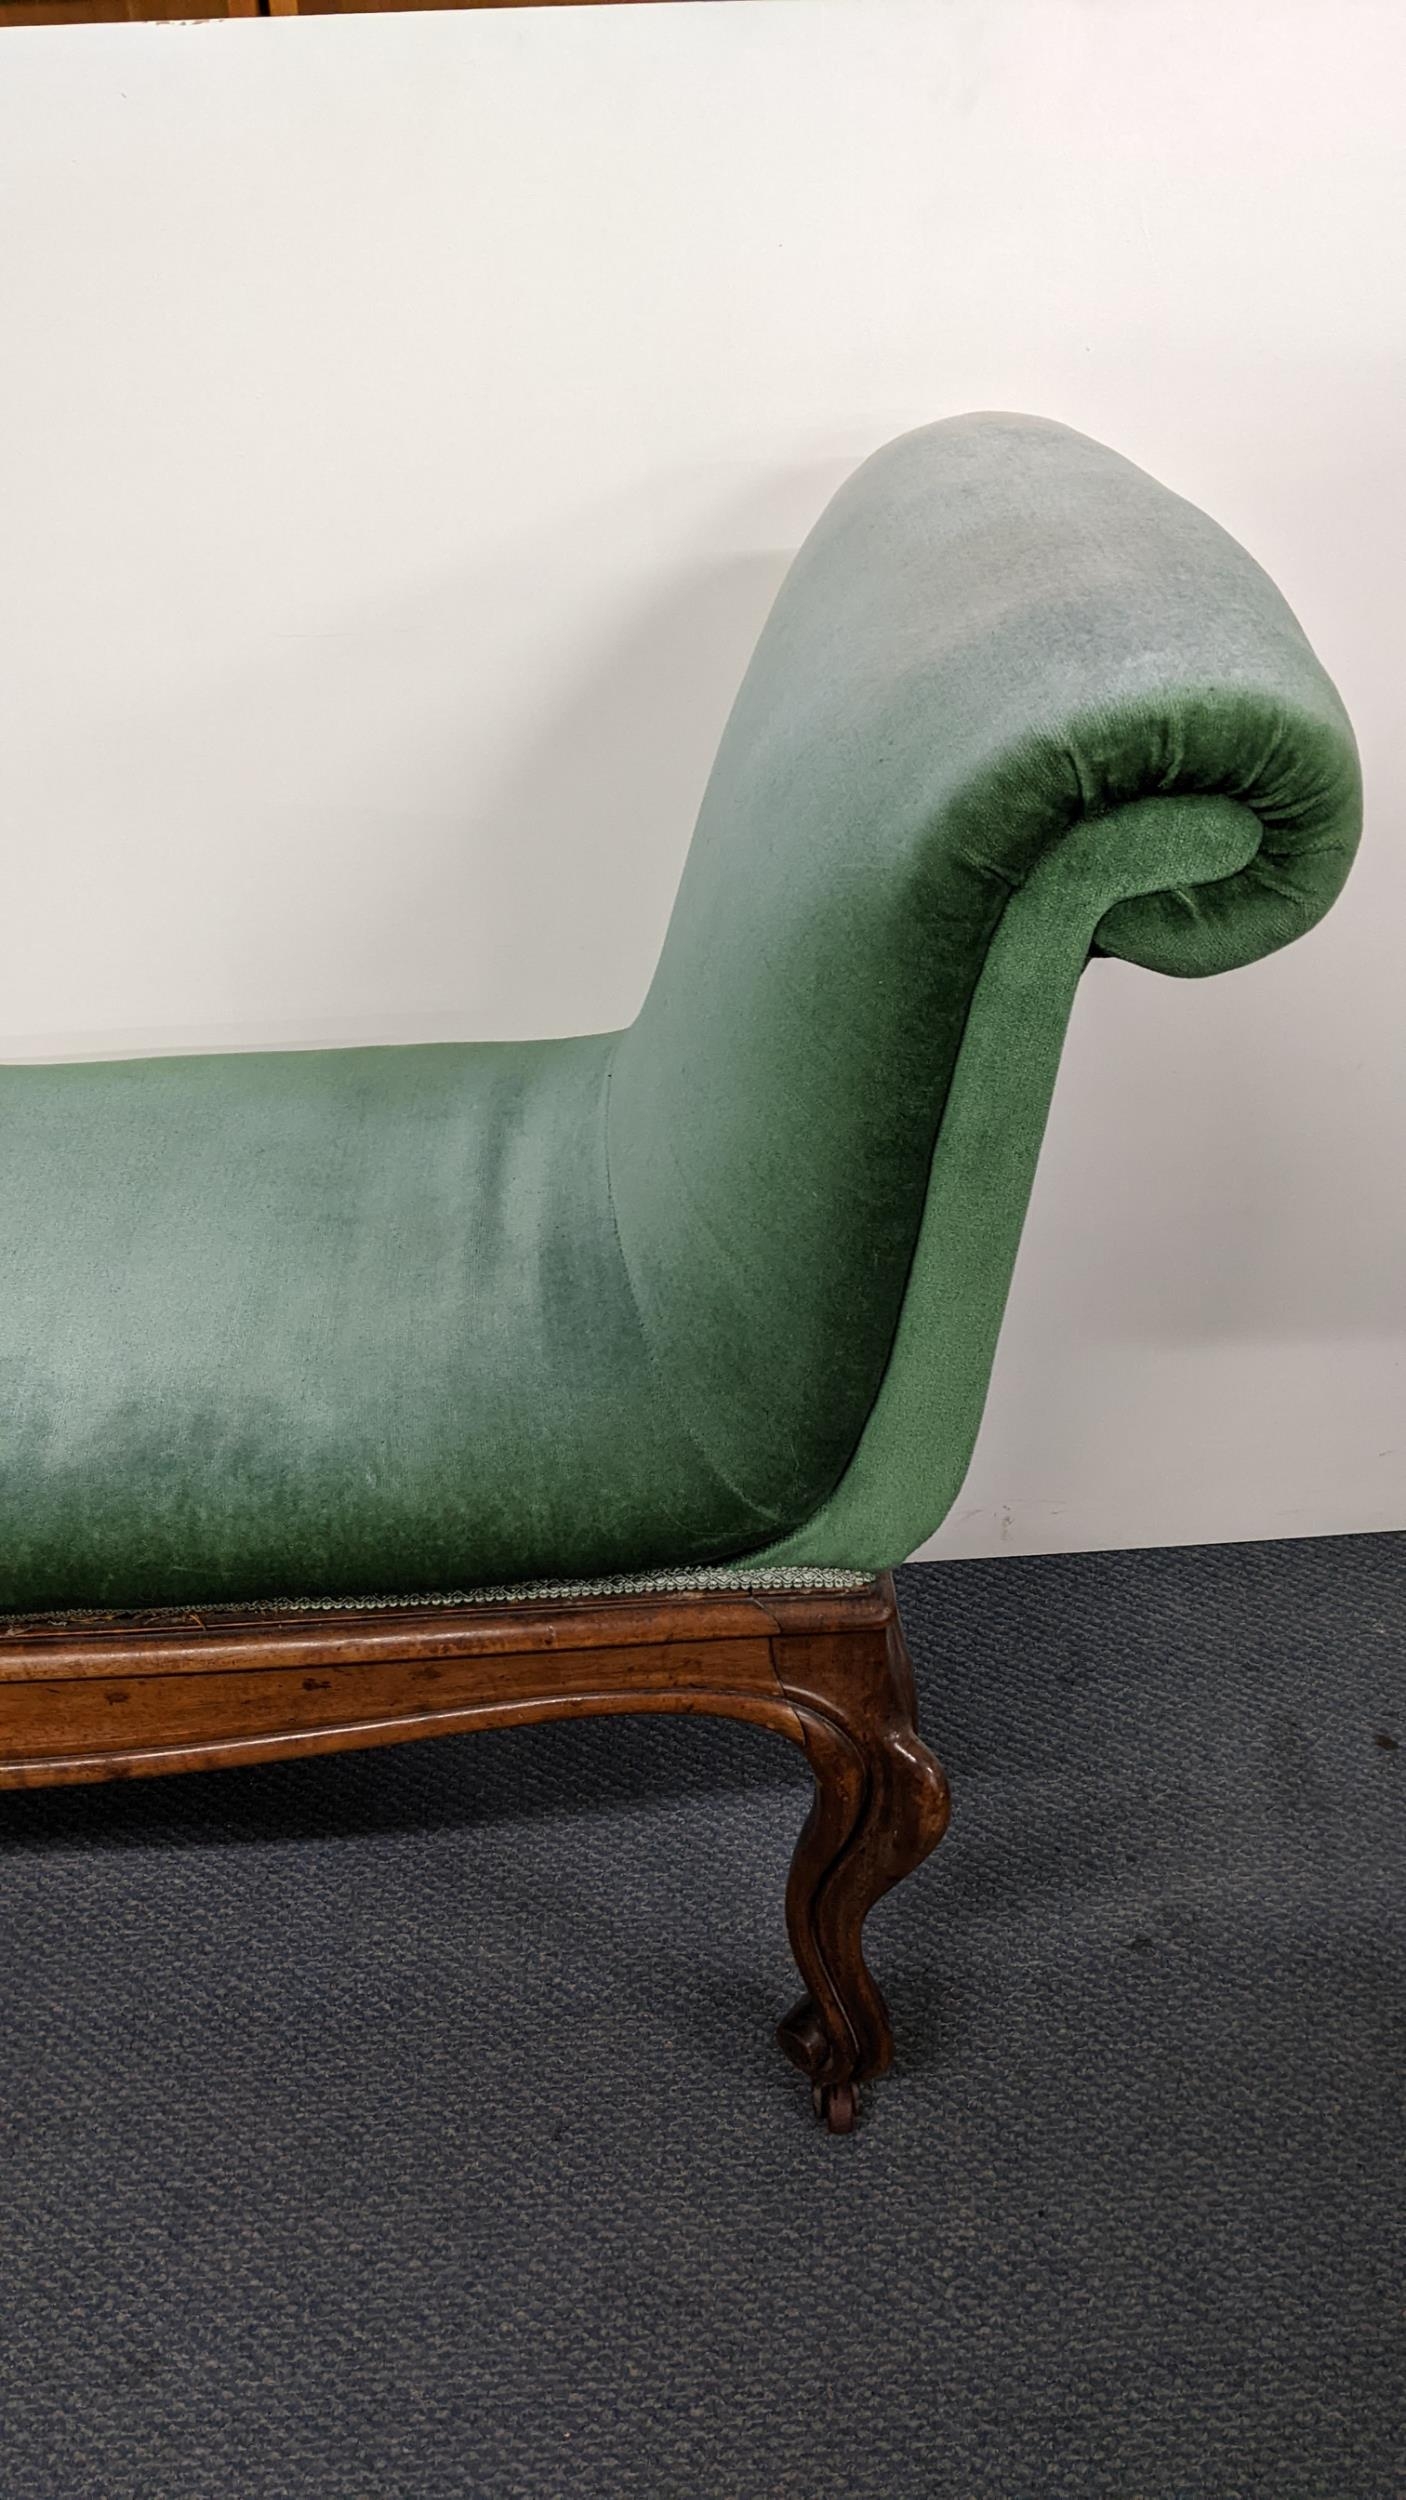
[0,1037,782,1610]
[0,414,1360,1611]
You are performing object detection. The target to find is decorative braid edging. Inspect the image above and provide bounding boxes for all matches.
[240,1565,876,1613]
[1,1564,876,1631]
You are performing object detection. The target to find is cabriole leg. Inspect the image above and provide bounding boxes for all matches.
[773,1579,950,2131]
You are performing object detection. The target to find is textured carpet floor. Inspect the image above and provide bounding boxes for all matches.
[2,1534,1403,2500]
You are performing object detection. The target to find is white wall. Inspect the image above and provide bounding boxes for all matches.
[1,0,1402,1560]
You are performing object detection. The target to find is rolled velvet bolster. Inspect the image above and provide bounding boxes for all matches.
[773,411,1361,985]
[609,413,1362,1565]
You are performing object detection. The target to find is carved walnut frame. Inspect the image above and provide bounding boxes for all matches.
[0,1571,948,2130]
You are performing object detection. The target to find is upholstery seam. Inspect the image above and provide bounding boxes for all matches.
[0,1563,876,1628]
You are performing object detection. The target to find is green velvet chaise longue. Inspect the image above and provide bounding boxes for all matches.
[0,416,1360,2128]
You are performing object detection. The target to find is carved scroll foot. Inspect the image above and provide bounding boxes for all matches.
[773,1578,950,2131]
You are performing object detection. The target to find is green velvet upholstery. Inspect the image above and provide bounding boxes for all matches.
[0,415,1360,1611]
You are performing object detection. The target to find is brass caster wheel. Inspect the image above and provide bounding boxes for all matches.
[814,2078,859,2134]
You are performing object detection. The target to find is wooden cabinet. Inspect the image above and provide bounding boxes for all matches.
[1,0,679,22]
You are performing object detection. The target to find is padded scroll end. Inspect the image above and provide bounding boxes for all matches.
[1089,696,1363,979]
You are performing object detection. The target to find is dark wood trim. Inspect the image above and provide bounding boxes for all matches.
[0,1572,948,2131]
[0,0,697,21]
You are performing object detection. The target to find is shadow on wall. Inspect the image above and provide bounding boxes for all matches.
[1020,938,1398,1346]
[314,451,865,1036]
[387,543,800,1040]
[4,463,855,1061]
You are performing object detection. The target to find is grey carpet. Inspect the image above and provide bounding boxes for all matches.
[2,1533,1403,2500]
